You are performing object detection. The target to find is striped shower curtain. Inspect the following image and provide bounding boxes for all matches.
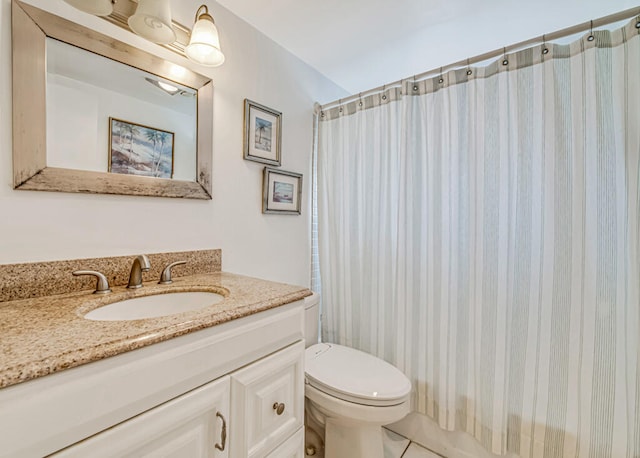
[316,19,639,458]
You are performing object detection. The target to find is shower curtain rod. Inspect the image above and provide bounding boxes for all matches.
[319,6,640,111]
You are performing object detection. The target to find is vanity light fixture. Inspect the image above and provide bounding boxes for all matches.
[63,0,113,16]
[62,0,225,66]
[128,0,177,45]
[144,77,196,97]
[157,80,180,94]
[185,5,225,67]
[144,77,180,95]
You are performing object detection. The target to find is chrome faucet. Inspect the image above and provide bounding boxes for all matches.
[127,254,151,289]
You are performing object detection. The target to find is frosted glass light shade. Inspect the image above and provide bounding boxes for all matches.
[186,10,225,67]
[64,0,113,16]
[128,0,176,45]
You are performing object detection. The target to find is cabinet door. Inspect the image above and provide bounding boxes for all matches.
[52,376,230,458]
[265,427,304,458]
[230,340,305,458]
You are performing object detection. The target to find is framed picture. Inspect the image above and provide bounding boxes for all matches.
[262,167,302,215]
[108,117,175,178]
[244,99,282,166]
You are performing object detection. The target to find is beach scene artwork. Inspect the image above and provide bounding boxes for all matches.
[262,167,302,214]
[254,116,273,152]
[273,181,294,203]
[109,118,174,178]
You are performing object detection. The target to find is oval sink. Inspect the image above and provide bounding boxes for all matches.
[84,291,224,321]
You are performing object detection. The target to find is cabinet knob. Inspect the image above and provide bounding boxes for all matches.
[272,402,285,415]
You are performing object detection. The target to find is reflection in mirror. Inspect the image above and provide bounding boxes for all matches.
[12,0,213,199]
[46,38,197,181]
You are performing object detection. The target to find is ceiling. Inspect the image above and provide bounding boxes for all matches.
[216,0,481,91]
[216,0,638,97]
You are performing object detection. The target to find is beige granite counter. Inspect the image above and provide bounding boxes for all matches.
[0,249,222,303]
[0,272,311,389]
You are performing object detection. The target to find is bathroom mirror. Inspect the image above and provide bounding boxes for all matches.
[12,0,213,199]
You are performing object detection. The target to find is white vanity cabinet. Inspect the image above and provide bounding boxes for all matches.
[53,341,305,458]
[0,300,306,458]
[230,341,305,457]
[53,376,232,458]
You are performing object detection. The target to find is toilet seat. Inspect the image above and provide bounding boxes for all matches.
[305,343,411,407]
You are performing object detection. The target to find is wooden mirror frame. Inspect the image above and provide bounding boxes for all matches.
[12,0,213,199]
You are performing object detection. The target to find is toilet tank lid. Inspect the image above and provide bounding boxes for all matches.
[305,343,411,406]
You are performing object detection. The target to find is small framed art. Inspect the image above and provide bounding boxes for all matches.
[262,167,302,214]
[244,99,282,166]
[109,118,174,178]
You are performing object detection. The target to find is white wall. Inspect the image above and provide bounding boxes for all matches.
[0,0,347,287]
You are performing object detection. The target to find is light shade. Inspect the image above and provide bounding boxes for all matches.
[64,0,113,16]
[128,0,176,45]
[185,6,225,67]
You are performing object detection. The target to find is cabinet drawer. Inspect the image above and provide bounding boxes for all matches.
[265,427,304,458]
[230,340,305,458]
[53,376,230,458]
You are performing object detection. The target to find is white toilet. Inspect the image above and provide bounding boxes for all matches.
[304,293,411,458]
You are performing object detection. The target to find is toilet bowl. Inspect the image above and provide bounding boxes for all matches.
[304,293,411,458]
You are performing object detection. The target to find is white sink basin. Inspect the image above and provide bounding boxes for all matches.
[84,291,225,321]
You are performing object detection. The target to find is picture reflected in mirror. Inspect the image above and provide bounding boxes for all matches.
[109,118,175,178]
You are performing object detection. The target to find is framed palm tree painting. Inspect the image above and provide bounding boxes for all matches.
[108,118,175,178]
[243,99,282,166]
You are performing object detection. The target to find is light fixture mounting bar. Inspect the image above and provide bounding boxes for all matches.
[100,0,191,56]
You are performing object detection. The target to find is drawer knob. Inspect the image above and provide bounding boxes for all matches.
[273,402,285,415]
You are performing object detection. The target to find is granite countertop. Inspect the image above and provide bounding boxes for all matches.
[0,272,312,389]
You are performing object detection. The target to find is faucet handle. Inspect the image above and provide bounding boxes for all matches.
[158,261,187,285]
[73,270,112,294]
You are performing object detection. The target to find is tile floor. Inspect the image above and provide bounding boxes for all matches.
[383,428,445,458]
[306,427,444,458]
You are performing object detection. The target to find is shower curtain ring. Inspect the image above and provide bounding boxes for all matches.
[502,47,509,66]
[438,67,444,84]
[466,59,472,76]
[413,75,419,91]
[358,93,363,107]
[382,85,387,100]
[542,34,549,55]
[587,20,595,41]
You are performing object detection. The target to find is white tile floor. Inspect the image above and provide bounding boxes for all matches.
[305,427,445,458]
[383,428,444,458]
[383,428,410,457]
[401,443,443,458]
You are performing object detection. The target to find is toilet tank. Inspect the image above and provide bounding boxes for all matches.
[304,292,320,348]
